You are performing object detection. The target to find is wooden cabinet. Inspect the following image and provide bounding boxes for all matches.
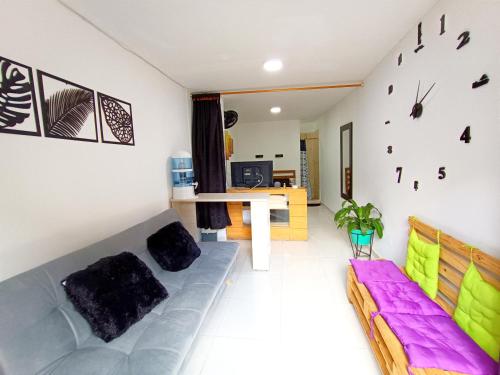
[290,215,307,229]
[226,187,308,241]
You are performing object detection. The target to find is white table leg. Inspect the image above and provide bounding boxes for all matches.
[250,200,271,271]
[171,202,200,242]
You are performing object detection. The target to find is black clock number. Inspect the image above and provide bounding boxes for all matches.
[457,31,470,50]
[472,74,489,89]
[440,15,446,35]
[438,167,446,180]
[398,53,403,66]
[396,167,402,183]
[387,146,393,154]
[414,181,419,191]
[460,126,471,143]
[415,22,424,53]
[388,85,393,95]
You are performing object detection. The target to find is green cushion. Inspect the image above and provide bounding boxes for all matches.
[405,229,440,299]
[453,263,500,361]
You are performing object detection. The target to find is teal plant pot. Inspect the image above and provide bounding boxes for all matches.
[350,229,374,246]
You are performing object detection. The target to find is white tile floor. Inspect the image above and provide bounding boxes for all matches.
[179,205,380,375]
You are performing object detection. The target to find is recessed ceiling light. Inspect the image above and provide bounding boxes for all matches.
[263,59,283,72]
[270,106,281,114]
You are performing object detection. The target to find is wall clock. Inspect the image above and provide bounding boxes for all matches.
[386,14,488,192]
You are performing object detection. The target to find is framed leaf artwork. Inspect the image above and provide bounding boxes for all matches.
[97,93,135,146]
[0,56,41,136]
[37,71,98,142]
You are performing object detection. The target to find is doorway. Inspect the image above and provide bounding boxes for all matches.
[300,130,320,205]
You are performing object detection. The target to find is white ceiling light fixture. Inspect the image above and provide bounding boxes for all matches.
[263,59,283,72]
[270,106,282,114]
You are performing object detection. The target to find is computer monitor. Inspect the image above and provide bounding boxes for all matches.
[231,161,273,188]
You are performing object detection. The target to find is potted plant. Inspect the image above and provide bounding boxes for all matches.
[334,199,384,245]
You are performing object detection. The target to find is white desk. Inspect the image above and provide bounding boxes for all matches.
[171,193,271,271]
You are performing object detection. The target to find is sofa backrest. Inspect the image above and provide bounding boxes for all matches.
[0,209,180,375]
[408,216,500,315]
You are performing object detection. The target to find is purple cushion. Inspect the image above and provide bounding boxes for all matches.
[381,313,497,375]
[350,259,409,283]
[365,281,448,316]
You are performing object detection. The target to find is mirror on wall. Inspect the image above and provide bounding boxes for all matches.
[340,122,353,200]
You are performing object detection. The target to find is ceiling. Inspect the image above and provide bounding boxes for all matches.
[60,0,439,121]
[223,88,354,123]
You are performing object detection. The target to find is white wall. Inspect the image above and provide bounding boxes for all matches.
[229,120,301,184]
[0,0,190,281]
[300,121,319,133]
[318,0,500,262]
[318,94,358,210]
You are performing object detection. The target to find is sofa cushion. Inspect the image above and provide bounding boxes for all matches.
[147,221,201,272]
[364,280,447,317]
[62,252,168,342]
[453,262,500,361]
[381,313,497,375]
[350,259,409,283]
[405,229,440,299]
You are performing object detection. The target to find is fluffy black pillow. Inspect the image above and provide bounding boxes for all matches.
[147,221,201,272]
[62,252,168,342]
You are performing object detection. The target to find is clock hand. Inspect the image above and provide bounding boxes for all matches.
[410,81,422,117]
[419,82,436,104]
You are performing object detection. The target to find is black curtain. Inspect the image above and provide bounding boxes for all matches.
[192,94,231,229]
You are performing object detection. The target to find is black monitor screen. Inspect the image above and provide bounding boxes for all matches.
[231,161,273,188]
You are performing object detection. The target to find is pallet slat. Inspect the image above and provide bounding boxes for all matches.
[437,279,459,305]
[438,262,463,289]
[434,295,454,315]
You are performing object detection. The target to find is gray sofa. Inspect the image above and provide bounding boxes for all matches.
[0,209,239,375]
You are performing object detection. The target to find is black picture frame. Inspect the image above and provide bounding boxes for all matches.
[340,122,353,200]
[97,92,135,146]
[0,56,41,137]
[37,70,98,143]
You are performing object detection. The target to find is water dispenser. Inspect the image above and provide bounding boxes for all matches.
[171,151,197,199]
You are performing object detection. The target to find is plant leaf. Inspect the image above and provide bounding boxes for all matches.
[0,59,32,128]
[347,222,358,234]
[46,88,93,137]
[373,219,384,238]
[360,222,370,234]
[334,208,349,222]
[362,203,373,219]
[356,207,363,219]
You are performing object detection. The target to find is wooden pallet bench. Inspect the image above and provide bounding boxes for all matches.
[346,216,500,375]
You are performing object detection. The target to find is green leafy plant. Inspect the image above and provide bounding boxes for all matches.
[334,199,384,239]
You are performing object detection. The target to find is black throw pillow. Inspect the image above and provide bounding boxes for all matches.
[62,252,168,342]
[147,221,201,272]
